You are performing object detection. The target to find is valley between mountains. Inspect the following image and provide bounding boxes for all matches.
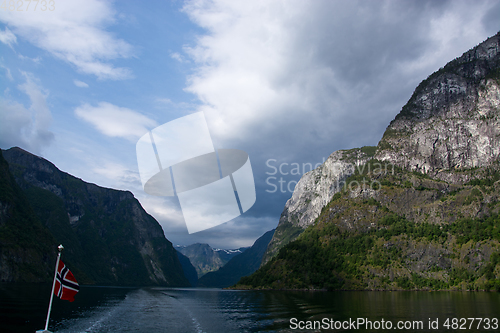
[1,32,500,292]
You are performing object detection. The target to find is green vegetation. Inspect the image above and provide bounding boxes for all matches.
[360,146,377,157]
[463,188,484,205]
[340,146,377,163]
[262,220,304,264]
[466,167,500,186]
[484,66,500,85]
[243,32,500,292]
[0,150,57,282]
[238,209,500,291]
[1,148,189,286]
[449,215,500,245]
[237,160,500,291]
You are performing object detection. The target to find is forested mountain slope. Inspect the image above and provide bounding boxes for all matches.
[2,147,189,286]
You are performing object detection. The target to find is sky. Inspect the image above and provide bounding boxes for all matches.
[1,0,499,249]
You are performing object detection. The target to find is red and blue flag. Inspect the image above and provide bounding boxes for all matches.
[54,260,79,302]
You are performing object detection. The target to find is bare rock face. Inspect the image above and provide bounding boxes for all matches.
[262,148,373,264]
[375,32,500,178]
[176,243,226,278]
[262,32,500,266]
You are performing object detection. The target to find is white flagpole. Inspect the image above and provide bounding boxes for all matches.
[41,244,64,332]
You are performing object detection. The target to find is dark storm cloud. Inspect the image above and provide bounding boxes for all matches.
[161,0,500,247]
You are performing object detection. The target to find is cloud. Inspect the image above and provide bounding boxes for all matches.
[0,72,54,153]
[91,160,142,190]
[73,79,89,88]
[154,97,196,110]
[0,0,133,80]
[18,54,42,63]
[170,52,188,63]
[400,1,499,74]
[191,215,277,248]
[169,0,500,245]
[182,0,498,157]
[74,102,158,141]
[137,193,274,248]
[138,195,188,234]
[0,63,13,80]
[0,27,16,48]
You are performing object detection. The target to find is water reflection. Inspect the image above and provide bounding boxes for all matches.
[1,284,499,332]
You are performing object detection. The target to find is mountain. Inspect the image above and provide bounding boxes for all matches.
[197,229,274,288]
[176,243,247,278]
[176,251,198,287]
[239,32,500,291]
[214,247,249,263]
[0,149,57,282]
[2,147,189,286]
[262,32,500,267]
[375,32,500,176]
[262,147,374,265]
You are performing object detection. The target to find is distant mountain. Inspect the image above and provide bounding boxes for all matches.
[176,250,198,287]
[176,243,247,278]
[197,229,274,288]
[214,247,249,263]
[2,147,189,287]
[239,32,500,291]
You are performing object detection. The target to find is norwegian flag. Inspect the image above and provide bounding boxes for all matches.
[54,260,79,302]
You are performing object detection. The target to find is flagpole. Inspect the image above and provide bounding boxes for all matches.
[43,244,64,332]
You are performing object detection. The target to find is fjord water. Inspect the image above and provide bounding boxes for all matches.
[1,284,499,332]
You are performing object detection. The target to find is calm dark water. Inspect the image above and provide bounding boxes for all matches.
[1,284,499,332]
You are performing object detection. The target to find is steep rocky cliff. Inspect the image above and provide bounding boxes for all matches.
[238,160,500,291]
[2,147,189,286]
[375,32,500,177]
[246,32,500,290]
[262,147,375,264]
[0,150,57,282]
[261,32,500,266]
